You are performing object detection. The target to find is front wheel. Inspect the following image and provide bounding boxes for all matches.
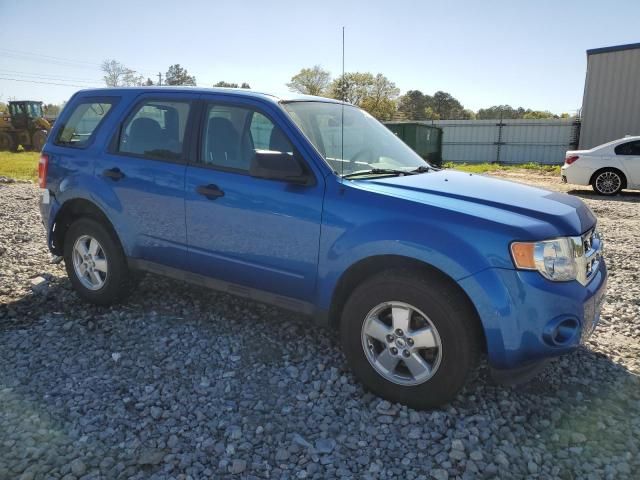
[340,270,480,409]
[63,218,132,305]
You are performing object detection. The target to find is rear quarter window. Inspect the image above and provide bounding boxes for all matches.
[614,140,640,155]
[55,99,116,148]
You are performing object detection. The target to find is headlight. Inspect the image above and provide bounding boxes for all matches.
[511,238,578,281]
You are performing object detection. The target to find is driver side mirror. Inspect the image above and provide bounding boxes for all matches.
[249,150,313,185]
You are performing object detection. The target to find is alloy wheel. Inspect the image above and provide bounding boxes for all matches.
[595,171,621,194]
[72,235,108,290]
[361,301,442,386]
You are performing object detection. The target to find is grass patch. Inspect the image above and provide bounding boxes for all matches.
[443,161,561,175]
[0,152,39,181]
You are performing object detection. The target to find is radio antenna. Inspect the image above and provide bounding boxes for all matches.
[341,26,345,179]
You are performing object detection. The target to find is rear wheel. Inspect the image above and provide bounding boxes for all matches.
[340,270,480,409]
[592,169,623,195]
[63,218,132,305]
[0,132,15,151]
[32,130,48,152]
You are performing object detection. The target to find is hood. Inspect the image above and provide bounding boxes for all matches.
[356,170,596,236]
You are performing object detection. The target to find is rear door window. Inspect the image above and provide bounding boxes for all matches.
[118,100,191,161]
[55,100,115,148]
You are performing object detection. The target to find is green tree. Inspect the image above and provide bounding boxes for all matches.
[424,106,440,120]
[0,102,7,113]
[215,81,239,88]
[397,90,432,120]
[43,104,61,116]
[214,81,250,88]
[165,64,196,86]
[330,72,373,104]
[101,59,145,87]
[399,90,468,119]
[144,78,154,86]
[476,105,519,119]
[329,72,399,120]
[287,65,331,96]
[428,91,467,120]
[476,105,563,120]
[522,110,558,119]
[359,74,399,120]
[461,109,476,120]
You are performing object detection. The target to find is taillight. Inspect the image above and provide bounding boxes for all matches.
[565,155,579,165]
[38,153,49,188]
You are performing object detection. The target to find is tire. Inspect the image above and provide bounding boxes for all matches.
[32,130,48,152]
[63,218,132,305]
[340,269,480,409]
[592,169,624,196]
[0,132,15,151]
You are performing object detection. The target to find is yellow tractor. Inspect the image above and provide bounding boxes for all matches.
[0,100,52,151]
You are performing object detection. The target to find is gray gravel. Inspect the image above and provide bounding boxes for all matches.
[1,176,639,479]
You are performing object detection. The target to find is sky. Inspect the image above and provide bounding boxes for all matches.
[1,0,639,114]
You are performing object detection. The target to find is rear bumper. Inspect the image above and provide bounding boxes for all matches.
[458,259,607,370]
[561,164,592,186]
[39,189,60,254]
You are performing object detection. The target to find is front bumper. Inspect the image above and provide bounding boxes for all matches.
[458,259,607,370]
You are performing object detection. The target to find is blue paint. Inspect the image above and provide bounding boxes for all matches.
[40,87,607,374]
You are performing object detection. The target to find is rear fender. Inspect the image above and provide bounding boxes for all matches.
[51,174,134,256]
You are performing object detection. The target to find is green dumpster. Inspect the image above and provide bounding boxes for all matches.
[384,122,443,167]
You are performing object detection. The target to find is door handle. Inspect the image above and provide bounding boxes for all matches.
[102,167,125,181]
[196,184,225,199]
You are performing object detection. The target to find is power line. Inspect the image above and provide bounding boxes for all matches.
[0,69,103,84]
[0,52,101,70]
[0,76,95,88]
[0,48,102,67]
[0,48,157,77]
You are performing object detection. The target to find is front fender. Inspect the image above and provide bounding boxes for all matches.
[315,218,493,310]
[315,178,520,311]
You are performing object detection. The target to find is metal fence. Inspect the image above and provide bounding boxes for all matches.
[428,119,581,164]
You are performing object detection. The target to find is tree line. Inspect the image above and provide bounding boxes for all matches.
[93,60,570,121]
[286,65,572,120]
[100,60,250,90]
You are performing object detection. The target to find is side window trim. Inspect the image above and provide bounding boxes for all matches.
[108,96,197,164]
[53,96,119,150]
[192,99,303,177]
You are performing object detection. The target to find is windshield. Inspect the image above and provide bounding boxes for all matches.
[282,101,428,176]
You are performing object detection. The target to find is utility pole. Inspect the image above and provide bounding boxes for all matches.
[157,72,163,86]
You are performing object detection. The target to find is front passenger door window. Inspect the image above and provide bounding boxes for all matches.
[200,104,293,171]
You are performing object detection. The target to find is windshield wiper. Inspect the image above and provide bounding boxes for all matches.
[342,168,414,179]
[411,165,431,173]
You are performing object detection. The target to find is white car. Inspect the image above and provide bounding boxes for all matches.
[561,136,640,195]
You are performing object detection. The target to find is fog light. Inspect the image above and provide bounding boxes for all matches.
[543,317,579,346]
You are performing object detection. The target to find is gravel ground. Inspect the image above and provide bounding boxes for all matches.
[0,173,638,480]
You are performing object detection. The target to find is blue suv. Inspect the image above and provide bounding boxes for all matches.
[39,87,607,408]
